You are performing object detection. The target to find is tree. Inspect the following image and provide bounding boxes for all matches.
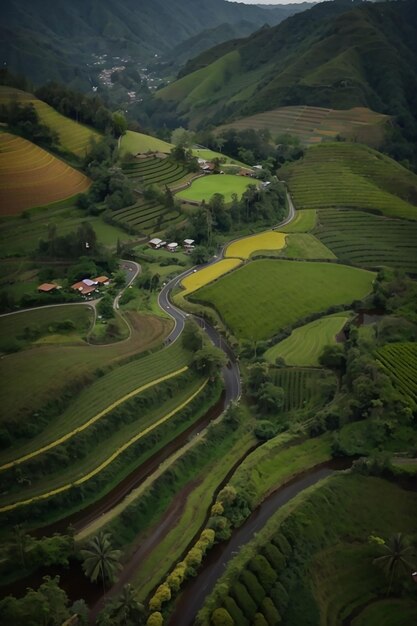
[182,320,204,351]
[171,127,194,148]
[97,584,144,626]
[191,245,211,265]
[319,344,346,370]
[192,345,227,377]
[97,294,114,320]
[10,524,31,569]
[112,111,128,136]
[257,383,285,414]
[373,533,415,594]
[0,576,71,626]
[81,532,122,593]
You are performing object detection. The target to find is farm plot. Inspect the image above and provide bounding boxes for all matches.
[280,209,316,233]
[0,133,90,215]
[192,259,374,340]
[119,130,173,156]
[122,157,188,187]
[225,231,286,259]
[271,233,336,260]
[217,105,388,146]
[0,86,100,156]
[315,208,417,273]
[0,340,190,465]
[265,315,350,366]
[0,311,172,424]
[113,198,181,234]
[270,367,337,413]
[177,174,255,204]
[180,258,242,296]
[376,342,417,406]
[281,143,417,221]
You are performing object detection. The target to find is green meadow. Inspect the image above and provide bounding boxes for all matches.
[178,174,254,203]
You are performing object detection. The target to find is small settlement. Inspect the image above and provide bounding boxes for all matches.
[71,276,110,296]
[148,238,194,253]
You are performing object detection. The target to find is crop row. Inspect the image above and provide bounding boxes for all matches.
[270,367,334,412]
[114,199,180,233]
[376,342,417,404]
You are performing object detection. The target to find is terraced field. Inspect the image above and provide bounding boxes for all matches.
[376,342,417,406]
[113,198,181,234]
[123,156,188,187]
[177,174,254,204]
[270,367,337,413]
[0,133,90,214]
[192,259,374,340]
[217,105,389,146]
[281,143,417,221]
[315,209,417,273]
[119,130,173,156]
[275,233,336,260]
[265,314,350,366]
[225,231,286,259]
[280,209,316,233]
[180,258,242,296]
[0,86,100,156]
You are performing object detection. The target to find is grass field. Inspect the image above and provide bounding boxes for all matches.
[351,599,417,626]
[177,174,254,204]
[280,209,316,233]
[265,314,350,366]
[0,305,93,350]
[0,133,90,215]
[192,259,374,340]
[119,131,173,156]
[0,87,100,156]
[0,311,172,423]
[315,208,417,273]
[281,143,417,221]
[180,258,242,296]
[376,342,417,407]
[270,367,337,413]
[272,233,336,260]
[217,105,389,146]
[225,231,286,259]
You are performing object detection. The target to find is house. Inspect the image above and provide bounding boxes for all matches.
[261,181,271,189]
[93,276,110,286]
[167,242,179,252]
[38,283,58,293]
[200,161,216,173]
[184,238,195,250]
[253,164,263,170]
[239,169,253,177]
[149,237,165,250]
[71,279,97,296]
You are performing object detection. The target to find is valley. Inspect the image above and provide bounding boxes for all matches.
[0,1,417,626]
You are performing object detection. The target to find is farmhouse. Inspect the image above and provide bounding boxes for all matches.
[38,283,58,293]
[199,160,216,173]
[71,279,98,296]
[93,276,110,286]
[239,169,253,177]
[167,242,179,252]
[184,238,195,250]
[149,237,166,250]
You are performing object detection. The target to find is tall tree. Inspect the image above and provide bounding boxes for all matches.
[81,532,122,594]
[97,584,144,626]
[373,533,415,594]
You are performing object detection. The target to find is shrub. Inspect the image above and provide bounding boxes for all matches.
[167,562,186,592]
[185,546,203,568]
[262,597,282,625]
[207,515,232,541]
[269,581,289,612]
[146,612,163,626]
[253,614,268,626]
[261,543,286,571]
[148,583,171,611]
[198,529,216,554]
[231,581,257,619]
[249,555,277,590]
[223,597,249,626]
[241,570,266,605]
[211,608,235,626]
[211,502,224,516]
[271,533,292,556]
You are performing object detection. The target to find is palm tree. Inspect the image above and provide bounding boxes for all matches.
[98,584,144,626]
[373,532,415,594]
[81,531,122,595]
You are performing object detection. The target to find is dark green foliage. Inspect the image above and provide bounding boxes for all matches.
[241,570,266,606]
[253,614,268,626]
[39,223,98,260]
[254,421,278,442]
[261,543,286,571]
[269,582,289,613]
[271,533,292,557]
[231,582,257,620]
[223,596,249,626]
[249,555,278,590]
[261,597,281,626]
[211,607,235,626]
[0,101,58,150]
[97,294,114,320]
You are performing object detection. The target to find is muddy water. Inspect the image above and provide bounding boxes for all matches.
[168,459,352,626]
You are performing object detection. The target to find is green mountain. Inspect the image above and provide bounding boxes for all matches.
[157,0,417,134]
[1,0,312,90]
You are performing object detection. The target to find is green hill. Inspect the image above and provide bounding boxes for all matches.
[0,86,100,156]
[158,0,417,140]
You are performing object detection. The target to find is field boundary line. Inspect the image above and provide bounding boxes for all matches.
[0,366,189,472]
[0,378,208,513]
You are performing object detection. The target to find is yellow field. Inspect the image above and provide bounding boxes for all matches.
[225,231,286,259]
[0,86,100,156]
[0,133,91,215]
[180,258,242,295]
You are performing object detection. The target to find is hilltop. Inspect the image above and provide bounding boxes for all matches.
[1,0,312,89]
[157,0,417,138]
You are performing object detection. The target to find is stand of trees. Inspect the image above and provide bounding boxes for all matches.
[0,101,58,150]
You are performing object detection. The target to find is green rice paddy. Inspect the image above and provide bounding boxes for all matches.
[177,174,255,203]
